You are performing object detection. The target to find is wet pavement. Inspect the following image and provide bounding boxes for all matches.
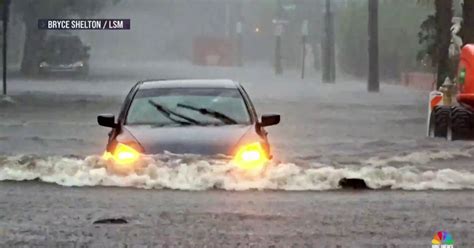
[0,181,473,247]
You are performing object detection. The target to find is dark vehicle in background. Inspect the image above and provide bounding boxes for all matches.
[38,34,90,77]
[98,79,280,171]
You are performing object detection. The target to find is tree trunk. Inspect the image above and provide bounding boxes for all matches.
[368,0,379,92]
[2,0,10,95]
[20,16,45,76]
[462,0,474,45]
[435,0,453,88]
[322,0,335,83]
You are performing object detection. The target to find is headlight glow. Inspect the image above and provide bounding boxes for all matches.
[72,61,84,67]
[103,143,141,166]
[233,142,268,170]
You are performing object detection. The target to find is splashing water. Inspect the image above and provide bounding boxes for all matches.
[0,150,474,191]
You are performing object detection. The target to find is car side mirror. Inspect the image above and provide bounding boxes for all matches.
[260,114,280,127]
[98,114,117,128]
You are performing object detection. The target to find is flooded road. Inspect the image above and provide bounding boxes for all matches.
[1,181,473,247]
[1,63,474,246]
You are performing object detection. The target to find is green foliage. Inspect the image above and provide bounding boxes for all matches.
[416,14,436,66]
[336,0,432,79]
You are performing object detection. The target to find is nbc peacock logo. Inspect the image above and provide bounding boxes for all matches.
[432,231,454,248]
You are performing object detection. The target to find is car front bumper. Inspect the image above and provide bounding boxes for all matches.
[39,64,87,73]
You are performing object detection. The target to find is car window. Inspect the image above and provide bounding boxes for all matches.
[126,87,251,126]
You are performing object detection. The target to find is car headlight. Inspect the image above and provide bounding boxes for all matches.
[39,61,48,68]
[103,143,141,166]
[72,61,84,67]
[233,142,269,170]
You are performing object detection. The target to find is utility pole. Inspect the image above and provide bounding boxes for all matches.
[224,1,231,37]
[274,0,283,75]
[322,0,335,83]
[368,0,379,92]
[2,0,10,95]
[236,21,243,67]
[301,20,309,79]
[236,1,243,67]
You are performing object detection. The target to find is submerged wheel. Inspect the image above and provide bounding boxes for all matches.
[429,106,451,138]
[448,106,474,140]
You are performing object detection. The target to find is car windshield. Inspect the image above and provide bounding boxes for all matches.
[126,87,251,126]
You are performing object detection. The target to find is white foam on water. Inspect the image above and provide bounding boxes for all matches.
[0,150,473,191]
[364,149,472,166]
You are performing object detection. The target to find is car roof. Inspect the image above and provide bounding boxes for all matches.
[139,79,240,90]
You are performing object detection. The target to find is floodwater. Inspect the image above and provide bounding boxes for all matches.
[1,63,473,246]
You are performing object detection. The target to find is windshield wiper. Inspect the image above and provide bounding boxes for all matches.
[176,103,238,125]
[148,100,202,125]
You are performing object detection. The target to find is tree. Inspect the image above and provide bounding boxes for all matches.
[435,0,454,87]
[12,0,119,75]
[337,1,429,79]
[462,0,474,44]
[417,14,436,67]
[417,0,454,88]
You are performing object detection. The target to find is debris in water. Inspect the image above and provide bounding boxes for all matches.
[338,178,370,190]
[93,218,128,225]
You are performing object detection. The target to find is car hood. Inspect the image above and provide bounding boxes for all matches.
[123,124,254,155]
